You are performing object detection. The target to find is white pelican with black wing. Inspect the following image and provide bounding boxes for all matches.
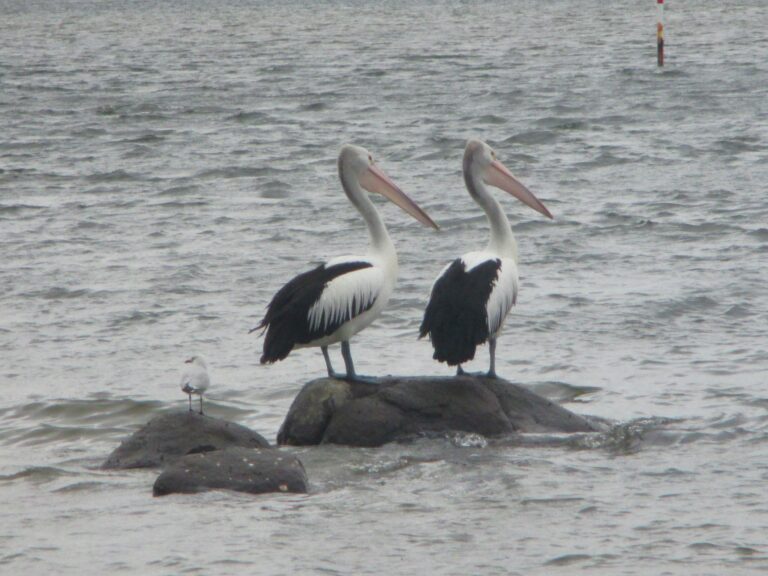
[420,139,553,377]
[253,144,438,380]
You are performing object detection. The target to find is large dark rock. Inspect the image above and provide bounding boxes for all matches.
[102,411,270,470]
[153,447,308,496]
[278,375,597,447]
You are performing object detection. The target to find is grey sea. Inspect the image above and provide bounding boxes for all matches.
[2,0,767,574]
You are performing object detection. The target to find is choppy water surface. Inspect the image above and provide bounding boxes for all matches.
[2,0,768,573]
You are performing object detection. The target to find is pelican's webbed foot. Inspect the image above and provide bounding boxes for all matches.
[343,374,380,385]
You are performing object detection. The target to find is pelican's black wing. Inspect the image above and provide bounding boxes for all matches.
[255,260,376,363]
[419,257,502,366]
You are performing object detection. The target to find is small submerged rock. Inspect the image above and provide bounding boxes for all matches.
[101,411,270,470]
[152,447,308,496]
[278,375,597,447]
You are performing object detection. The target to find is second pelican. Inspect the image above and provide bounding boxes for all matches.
[419,139,552,377]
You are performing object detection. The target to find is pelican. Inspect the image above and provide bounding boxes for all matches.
[419,139,552,377]
[253,144,438,380]
[180,355,210,414]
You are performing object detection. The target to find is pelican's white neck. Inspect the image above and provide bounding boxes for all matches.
[465,169,518,261]
[339,167,396,260]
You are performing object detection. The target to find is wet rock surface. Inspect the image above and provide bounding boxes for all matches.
[152,447,308,496]
[278,375,597,447]
[102,411,271,470]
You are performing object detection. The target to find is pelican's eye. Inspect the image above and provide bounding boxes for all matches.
[368,154,373,163]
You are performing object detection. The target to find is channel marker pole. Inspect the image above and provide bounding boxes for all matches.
[657,0,665,67]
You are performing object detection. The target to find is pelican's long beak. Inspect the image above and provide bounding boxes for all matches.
[485,159,553,219]
[360,164,439,229]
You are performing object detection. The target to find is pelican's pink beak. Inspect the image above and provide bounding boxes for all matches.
[359,164,439,230]
[184,357,193,364]
[485,159,553,219]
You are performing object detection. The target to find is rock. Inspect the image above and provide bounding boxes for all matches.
[152,447,308,496]
[102,411,271,470]
[278,375,597,447]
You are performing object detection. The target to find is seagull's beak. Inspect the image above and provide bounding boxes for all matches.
[484,159,553,219]
[359,164,439,229]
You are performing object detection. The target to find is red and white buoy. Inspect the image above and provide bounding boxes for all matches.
[657,0,665,67]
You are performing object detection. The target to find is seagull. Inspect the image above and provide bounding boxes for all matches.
[180,355,210,414]
[253,144,439,380]
[420,139,553,377]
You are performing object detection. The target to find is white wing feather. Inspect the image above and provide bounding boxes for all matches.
[307,259,384,333]
[486,256,518,336]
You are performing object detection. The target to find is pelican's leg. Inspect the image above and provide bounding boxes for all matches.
[340,341,379,383]
[321,345,341,379]
[188,393,192,412]
[487,337,498,378]
[456,364,465,376]
[199,394,204,416]
[341,340,356,380]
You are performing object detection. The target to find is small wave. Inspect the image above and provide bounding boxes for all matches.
[546,293,592,308]
[713,135,762,154]
[180,104,229,115]
[71,127,107,137]
[544,554,592,566]
[473,114,508,125]
[108,309,176,327]
[429,135,467,150]
[20,286,99,300]
[528,381,601,403]
[351,455,430,477]
[502,130,558,145]
[450,432,488,448]
[300,102,327,112]
[406,52,467,61]
[53,481,110,494]
[659,68,689,78]
[260,180,290,199]
[652,295,718,320]
[748,228,768,241]
[591,114,631,126]
[0,203,45,215]
[96,104,119,115]
[640,467,695,477]
[535,116,589,130]
[163,280,216,295]
[263,64,295,73]
[157,183,200,196]
[502,417,679,454]
[576,151,632,168]
[521,496,585,507]
[673,221,736,236]
[153,199,209,209]
[0,466,77,484]
[123,144,154,158]
[124,133,167,143]
[75,219,112,230]
[0,397,166,435]
[6,424,108,446]
[85,169,138,183]
[227,110,269,123]
[412,150,449,161]
[725,304,753,318]
[194,166,281,179]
